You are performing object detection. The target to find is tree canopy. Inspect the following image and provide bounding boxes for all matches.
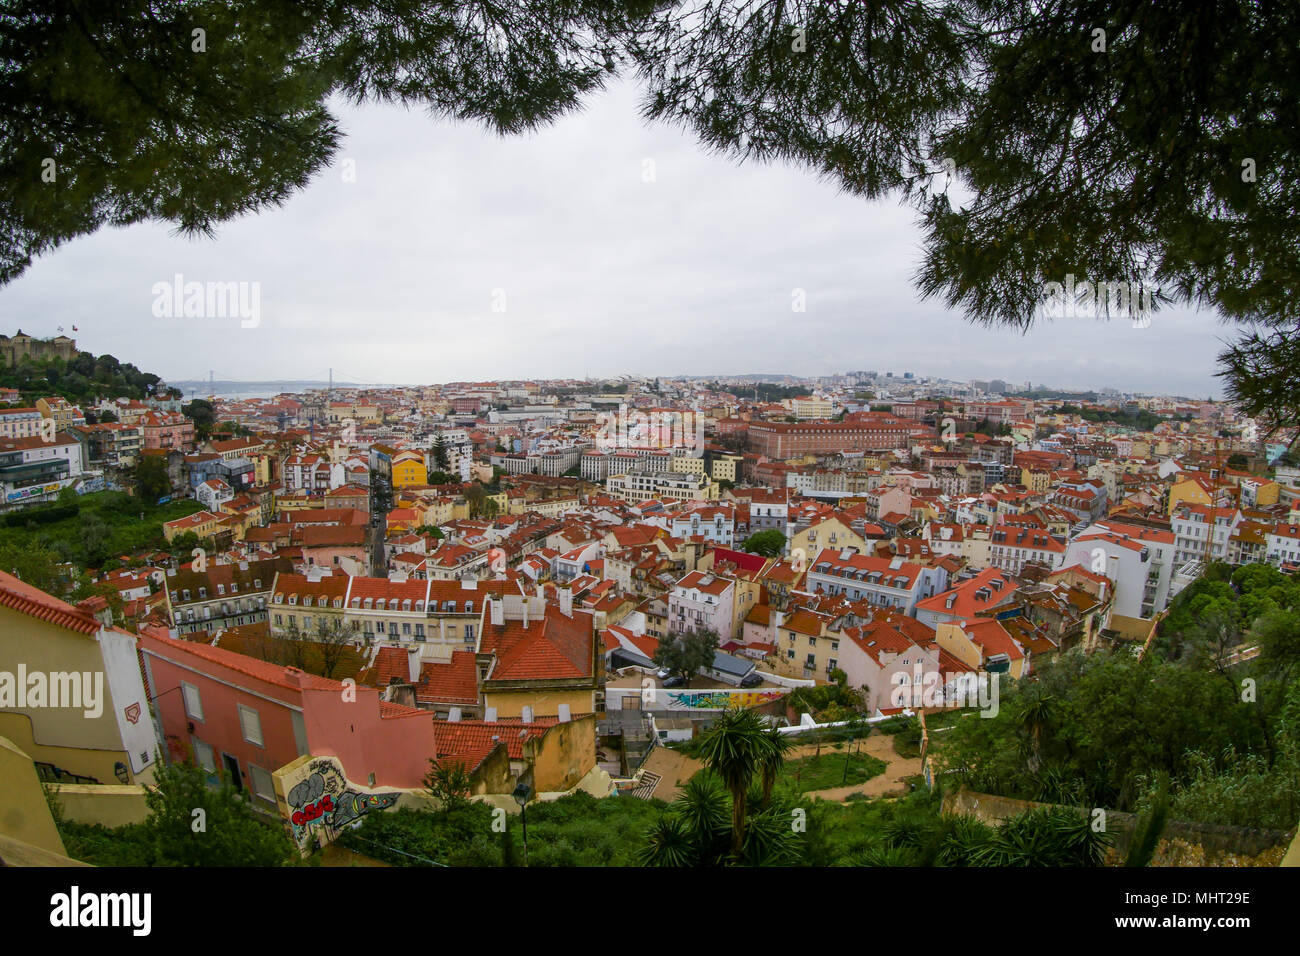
[741,528,785,557]
[652,625,720,682]
[5,2,1297,423]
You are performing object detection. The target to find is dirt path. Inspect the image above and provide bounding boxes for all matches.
[797,733,921,802]
[637,745,704,801]
[634,732,919,804]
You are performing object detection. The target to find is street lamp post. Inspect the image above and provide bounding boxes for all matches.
[512,781,532,866]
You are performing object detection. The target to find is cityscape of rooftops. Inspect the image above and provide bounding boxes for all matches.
[0,1,1294,920]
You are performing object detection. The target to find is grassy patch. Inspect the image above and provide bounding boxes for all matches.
[781,751,887,792]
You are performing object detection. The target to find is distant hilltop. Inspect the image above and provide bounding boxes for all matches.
[0,329,76,366]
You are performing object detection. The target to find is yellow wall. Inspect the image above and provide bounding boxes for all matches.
[1252,481,1280,507]
[392,458,427,489]
[0,735,67,856]
[48,783,149,828]
[934,622,982,672]
[524,714,597,793]
[0,607,155,786]
[1168,478,1212,515]
[484,688,595,719]
[164,514,221,543]
[711,456,739,482]
[790,517,865,560]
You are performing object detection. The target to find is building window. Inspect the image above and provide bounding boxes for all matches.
[192,737,216,772]
[181,682,204,721]
[238,704,264,747]
[249,765,275,802]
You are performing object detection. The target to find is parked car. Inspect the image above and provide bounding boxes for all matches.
[739,673,763,688]
[662,676,684,688]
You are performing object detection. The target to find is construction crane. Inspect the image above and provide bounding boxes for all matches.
[1202,435,1223,565]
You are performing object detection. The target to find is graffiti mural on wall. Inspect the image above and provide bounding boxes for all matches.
[665,690,786,710]
[283,756,399,851]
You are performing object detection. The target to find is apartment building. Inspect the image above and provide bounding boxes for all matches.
[806,549,947,615]
[668,570,736,640]
[606,467,716,503]
[748,421,910,458]
[1061,521,1177,621]
[164,557,292,636]
[0,432,84,505]
[988,525,1067,576]
[1171,505,1243,565]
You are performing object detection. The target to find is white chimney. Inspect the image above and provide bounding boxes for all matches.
[485,706,498,722]
[490,598,504,626]
[462,577,477,590]
[522,602,529,629]
[407,646,422,683]
[521,705,534,724]
[558,587,573,618]
[448,706,462,722]
[557,704,571,723]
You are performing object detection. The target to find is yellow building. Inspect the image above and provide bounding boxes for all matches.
[36,396,82,432]
[0,571,158,787]
[671,455,706,476]
[0,735,74,858]
[934,619,1026,680]
[789,514,867,561]
[1242,477,1280,508]
[391,451,428,489]
[162,509,224,543]
[1020,468,1052,493]
[773,608,839,681]
[710,454,741,483]
[1167,476,1215,515]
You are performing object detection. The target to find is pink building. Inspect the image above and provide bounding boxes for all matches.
[138,627,435,815]
[141,411,195,451]
[838,612,971,713]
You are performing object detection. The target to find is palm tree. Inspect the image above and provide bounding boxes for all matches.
[637,774,730,867]
[1016,693,1055,773]
[638,772,801,867]
[758,724,793,808]
[698,707,770,858]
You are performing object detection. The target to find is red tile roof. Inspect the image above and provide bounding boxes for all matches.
[0,570,101,635]
[480,606,595,682]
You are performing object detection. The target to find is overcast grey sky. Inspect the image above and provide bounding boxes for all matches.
[0,78,1228,397]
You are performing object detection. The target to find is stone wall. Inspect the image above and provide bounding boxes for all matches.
[942,790,1293,866]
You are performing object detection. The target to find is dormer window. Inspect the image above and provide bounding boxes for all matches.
[199,587,207,599]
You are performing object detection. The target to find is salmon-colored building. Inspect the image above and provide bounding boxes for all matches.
[137,627,436,815]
